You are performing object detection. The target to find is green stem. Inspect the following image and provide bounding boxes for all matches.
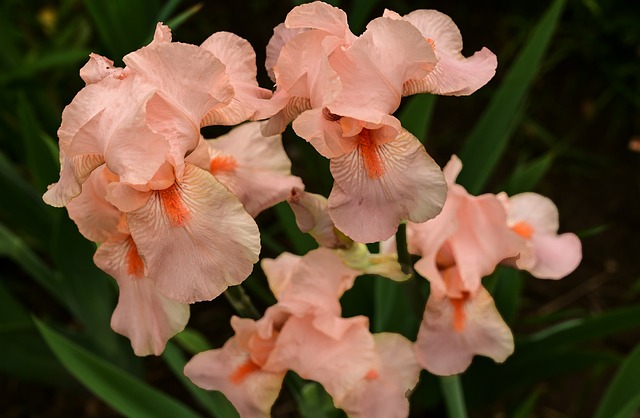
[440,375,468,418]
[224,284,260,319]
[395,223,411,275]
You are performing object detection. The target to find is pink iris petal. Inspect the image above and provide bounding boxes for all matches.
[415,286,514,376]
[505,192,582,279]
[262,248,360,315]
[287,188,349,249]
[284,1,356,43]
[264,314,375,405]
[94,235,190,356]
[528,233,582,279]
[200,32,278,124]
[265,23,307,83]
[291,108,357,159]
[66,166,122,242]
[79,53,124,85]
[127,163,260,303]
[327,17,436,119]
[340,333,421,418]
[184,336,285,418]
[273,30,342,108]
[205,122,304,217]
[328,128,447,243]
[411,156,522,296]
[384,9,498,96]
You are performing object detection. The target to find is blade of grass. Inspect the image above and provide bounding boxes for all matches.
[34,317,202,418]
[457,0,566,194]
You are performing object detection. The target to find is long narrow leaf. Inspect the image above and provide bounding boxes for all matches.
[457,0,566,194]
[34,318,202,418]
[594,343,640,418]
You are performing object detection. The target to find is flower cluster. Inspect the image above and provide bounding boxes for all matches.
[43,1,583,417]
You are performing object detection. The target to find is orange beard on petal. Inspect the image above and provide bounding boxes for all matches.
[209,154,238,175]
[126,237,145,278]
[229,359,262,385]
[357,129,385,179]
[365,369,379,380]
[158,184,190,227]
[512,221,534,239]
[449,295,469,333]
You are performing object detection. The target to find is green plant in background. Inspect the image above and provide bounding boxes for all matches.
[0,0,638,417]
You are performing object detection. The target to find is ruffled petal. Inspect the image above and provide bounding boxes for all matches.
[328,128,447,243]
[79,53,124,85]
[127,163,260,303]
[265,315,375,404]
[265,23,307,82]
[390,9,497,96]
[200,32,276,124]
[206,122,304,217]
[284,1,355,42]
[66,166,121,242]
[123,41,234,123]
[327,17,436,119]
[526,233,582,279]
[415,287,514,376]
[292,108,356,158]
[339,333,420,418]
[273,30,342,107]
[94,236,189,356]
[184,336,285,418]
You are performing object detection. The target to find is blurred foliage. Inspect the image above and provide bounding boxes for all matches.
[0,0,638,417]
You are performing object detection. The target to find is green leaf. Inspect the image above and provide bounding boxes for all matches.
[83,0,161,59]
[397,94,437,144]
[504,152,554,194]
[486,267,524,324]
[594,343,640,418]
[297,382,345,418]
[174,328,213,355]
[17,93,59,192]
[521,305,640,350]
[457,0,566,194]
[510,388,542,418]
[163,342,240,418]
[0,150,54,244]
[34,318,202,418]
[0,280,72,386]
[50,215,129,365]
[0,222,66,305]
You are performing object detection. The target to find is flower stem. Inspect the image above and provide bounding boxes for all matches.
[440,375,468,418]
[224,284,260,319]
[396,223,411,275]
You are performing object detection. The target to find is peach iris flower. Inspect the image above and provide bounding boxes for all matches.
[498,192,582,279]
[43,24,272,304]
[264,2,498,243]
[185,248,421,416]
[409,156,521,375]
